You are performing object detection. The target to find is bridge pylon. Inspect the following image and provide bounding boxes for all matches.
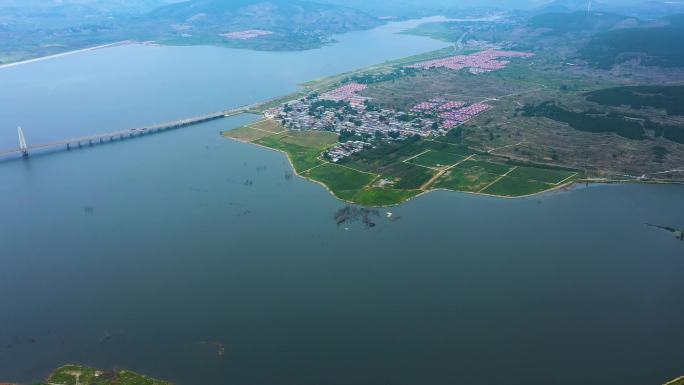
[17,126,28,158]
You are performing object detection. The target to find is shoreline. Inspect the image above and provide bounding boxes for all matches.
[227,130,684,207]
[0,40,134,70]
[226,134,585,207]
[227,136,362,206]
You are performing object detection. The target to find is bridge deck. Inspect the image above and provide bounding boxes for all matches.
[0,101,268,159]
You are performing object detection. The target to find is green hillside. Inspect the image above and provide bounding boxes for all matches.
[580,24,684,68]
[586,85,684,115]
[145,0,382,50]
[528,11,640,35]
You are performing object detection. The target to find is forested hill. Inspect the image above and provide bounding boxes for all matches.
[0,0,382,63]
[579,13,684,68]
[527,11,642,35]
[143,0,382,50]
[148,0,381,34]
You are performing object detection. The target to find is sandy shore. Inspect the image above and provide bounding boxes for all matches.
[0,40,134,70]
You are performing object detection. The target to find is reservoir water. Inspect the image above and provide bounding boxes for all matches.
[1,19,683,385]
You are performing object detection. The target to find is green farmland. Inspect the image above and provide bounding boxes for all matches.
[224,120,581,205]
[408,149,465,168]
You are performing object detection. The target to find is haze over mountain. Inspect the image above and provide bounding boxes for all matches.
[0,0,382,61]
[2,0,684,63]
[148,0,380,37]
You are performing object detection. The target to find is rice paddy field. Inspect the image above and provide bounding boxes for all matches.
[224,120,582,205]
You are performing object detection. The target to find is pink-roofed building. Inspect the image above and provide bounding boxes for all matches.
[406,50,533,74]
[220,29,274,40]
[321,83,368,102]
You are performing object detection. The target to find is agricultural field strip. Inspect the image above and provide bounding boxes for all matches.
[300,161,329,174]
[421,154,476,190]
[329,160,381,177]
[487,141,526,154]
[402,150,444,171]
[250,126,288,135]
[478,166,518,193]
[407,161,441,171]
[402,149,432,163]
[554,172,579,186]
[303,154,383,195]
[424,138,485,155]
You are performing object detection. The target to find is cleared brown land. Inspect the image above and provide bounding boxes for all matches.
[361,63,684,180]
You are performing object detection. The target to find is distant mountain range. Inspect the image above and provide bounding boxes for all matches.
[0,0,382,62]
[2,0,684,64]
[527,9,684,68]
[143,0,381,50]
[579,14,684,67]
[534,0,684,18]
[528,10,642,34]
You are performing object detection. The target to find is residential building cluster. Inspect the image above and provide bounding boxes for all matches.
[438,101,467,111]
[220,29,274,40]
[410,99,491,129]
[406,50,533,74]
[320,83,368,101]
[325,141,371,163]
[271,84,441,146]
[274,94,438,140]
[267,80,494,161]
[441,103,492,129]
[411,100,442,112]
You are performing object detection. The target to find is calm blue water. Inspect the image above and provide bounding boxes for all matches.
[0,17,450,149]
[1,18,683,385]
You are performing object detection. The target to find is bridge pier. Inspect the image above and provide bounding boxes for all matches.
[67,143,70,150]
[78,142,82,148]
[89,140,93,146]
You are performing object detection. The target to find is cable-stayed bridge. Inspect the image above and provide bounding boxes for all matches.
[0,101,269,160]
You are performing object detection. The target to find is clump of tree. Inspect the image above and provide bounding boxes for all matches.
[339,128,357,141]
[520,101,646,140]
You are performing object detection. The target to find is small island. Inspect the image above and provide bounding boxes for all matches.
[12,364,171,385]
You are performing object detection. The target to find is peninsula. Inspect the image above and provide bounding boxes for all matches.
[225,43,683,206]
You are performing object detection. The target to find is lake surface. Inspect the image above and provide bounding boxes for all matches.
[1,18,683,385]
